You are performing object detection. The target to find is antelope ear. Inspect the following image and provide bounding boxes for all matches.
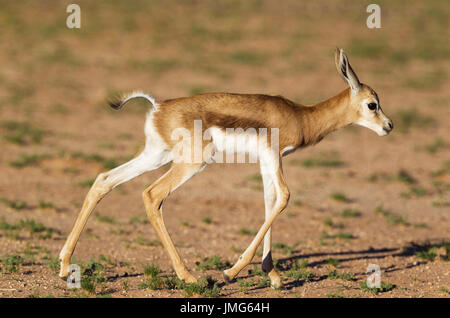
[335,48,361,94]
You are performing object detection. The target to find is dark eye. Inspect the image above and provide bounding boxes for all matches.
[368,103,377,110]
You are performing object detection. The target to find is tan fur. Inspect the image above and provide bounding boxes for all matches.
[59,49,393,289]
[153,89,354,154]
[142,163,205,283]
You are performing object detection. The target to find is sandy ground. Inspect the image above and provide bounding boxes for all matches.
[0,0,449,298]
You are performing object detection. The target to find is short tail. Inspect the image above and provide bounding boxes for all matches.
[108,91,157,111]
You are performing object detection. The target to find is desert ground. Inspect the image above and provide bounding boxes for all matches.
[0,0,448,298]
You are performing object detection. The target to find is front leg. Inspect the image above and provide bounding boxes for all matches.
[223,154,289,284]
[261,171,282,288]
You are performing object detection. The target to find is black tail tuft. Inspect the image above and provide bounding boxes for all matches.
[108,98,122,110]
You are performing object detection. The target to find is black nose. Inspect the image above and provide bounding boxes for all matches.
[388,121,393,130]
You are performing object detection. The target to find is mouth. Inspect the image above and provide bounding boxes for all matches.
[381,127,392,136]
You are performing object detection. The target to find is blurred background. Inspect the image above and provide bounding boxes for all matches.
[0,0,448,297]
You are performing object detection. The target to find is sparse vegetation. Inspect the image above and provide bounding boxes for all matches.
[202,217,212,224]
[0,197,28,210]
[330,192,349,203]
[0,254,25,273]
[245,174,263,191]
[367,172,394,183]
[414,242,449,262]
[397,170,416,185]
[38,201,56,210]
[182,277,221,297]
[293,157,344,168]
[79,179,95,188]
[94,212,115,224]
[401,186,428,198]
[272,241,300,255]
[44,256,60,274]
[424,137,446,154]
[195,256,231,271]
[238,278,256,293]
[325,258,340,267]
[321,231,354,241]
[340,209,361,218]
[133,237,161,247]
[283,259,314,282]
[80,259,109,294]
[416,246,438,261]
[393,109,435,133]
[430,160,450,178]
[1,121,44,145]
[229,51,267,66]
[70,152,125,170]
[375,206,409,226]
[138,266,220,297]
[10,154,51,168]
[360,281,396,294]
[324,218,344,229]
[129,215,149,224]
[328,270,355,281]
[405,70,446,90]
[239,228,256,236]
[0,217,57,239]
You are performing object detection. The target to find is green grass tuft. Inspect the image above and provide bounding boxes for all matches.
[10,154,51,168]
[94,212,115,224]
[375,206,410,226]
[360,281,396,294]
[195,256,231,271]
[2,121,44,145]
[330,192,349,203]
[0,254,25,273]
[340,209,361,218]
[328,270,355,281]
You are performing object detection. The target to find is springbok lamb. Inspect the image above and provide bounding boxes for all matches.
[59,48,393,288]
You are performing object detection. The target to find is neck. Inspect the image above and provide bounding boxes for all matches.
[298,88,352,146]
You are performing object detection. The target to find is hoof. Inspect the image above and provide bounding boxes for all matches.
[223,270,232,284]
[58,269,69,279]
[58,260,70,279]
[268,270,282,289]
[183,274,197,284]
[270,279,283,289]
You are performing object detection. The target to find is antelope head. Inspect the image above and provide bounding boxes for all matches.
[335,48,393,136]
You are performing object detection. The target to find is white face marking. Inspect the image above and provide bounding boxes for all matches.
[354,98,386,136]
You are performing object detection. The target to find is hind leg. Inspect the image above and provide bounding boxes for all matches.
[59,151,170,278]
[142,162,206,283]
